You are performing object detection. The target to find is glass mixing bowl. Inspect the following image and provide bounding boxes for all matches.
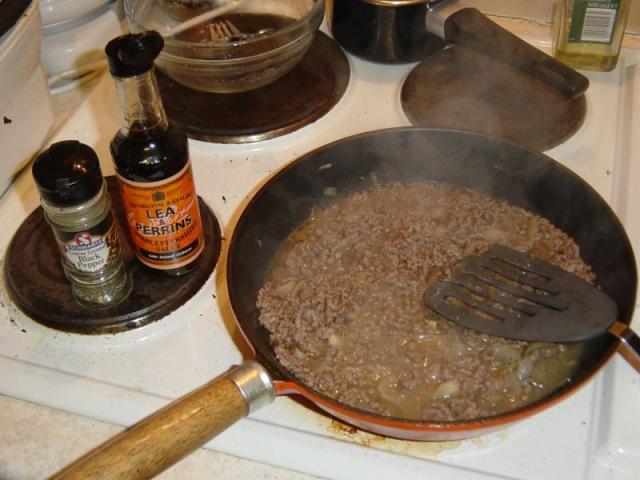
[125,0,324,93]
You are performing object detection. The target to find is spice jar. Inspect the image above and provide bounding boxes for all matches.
[553,0,632,71]
[32,141,132,307]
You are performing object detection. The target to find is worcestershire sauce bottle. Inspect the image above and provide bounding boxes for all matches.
[105,31,204,275]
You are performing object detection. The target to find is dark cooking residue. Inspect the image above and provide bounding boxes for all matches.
[257,183,593,422]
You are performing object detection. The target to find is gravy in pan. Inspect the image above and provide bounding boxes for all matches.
[257,183,590,421]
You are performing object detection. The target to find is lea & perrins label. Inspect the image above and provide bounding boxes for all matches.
[117,163,204,270]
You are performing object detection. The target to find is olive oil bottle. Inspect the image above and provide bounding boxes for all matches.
[553,0,631,72]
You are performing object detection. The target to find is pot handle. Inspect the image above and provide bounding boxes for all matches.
[443,8,589,100]
[609,321,640,372]
[49,361,275,480]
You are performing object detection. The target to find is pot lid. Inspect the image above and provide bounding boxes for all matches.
[0,0,31,38]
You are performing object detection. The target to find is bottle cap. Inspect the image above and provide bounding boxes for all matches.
[105,31,164,78]
[32,141,104,206]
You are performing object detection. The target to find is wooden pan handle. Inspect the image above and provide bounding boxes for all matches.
[49,361,274,480]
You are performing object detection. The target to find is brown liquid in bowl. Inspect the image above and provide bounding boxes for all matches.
[257,183,591,421]
[175,13,295,44]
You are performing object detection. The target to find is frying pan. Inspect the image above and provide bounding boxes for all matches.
[52,129,637,479]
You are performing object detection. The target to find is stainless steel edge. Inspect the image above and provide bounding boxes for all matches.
[227,361,276,414]
[609,320,640,372]
[426,0,464,39]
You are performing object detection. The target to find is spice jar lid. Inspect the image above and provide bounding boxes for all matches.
[32,140,104,206]
[105,31,164,78]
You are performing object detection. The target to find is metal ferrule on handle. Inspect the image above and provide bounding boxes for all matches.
[426,0,463,39]
[609,321,640,371]
[228,360,276,414]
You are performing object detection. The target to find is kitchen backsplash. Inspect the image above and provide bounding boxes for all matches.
[466,0,639,34]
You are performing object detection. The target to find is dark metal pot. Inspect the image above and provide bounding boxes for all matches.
[327,0,589,99]
[327,0,445,63]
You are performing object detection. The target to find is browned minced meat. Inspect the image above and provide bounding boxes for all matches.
[257,183,593,421]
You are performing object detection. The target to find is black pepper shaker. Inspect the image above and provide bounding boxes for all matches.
[32,141,132,307]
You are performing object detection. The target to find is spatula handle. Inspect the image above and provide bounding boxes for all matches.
[49,361,274,480]
[609,321,640,372]
[443,8,589,99]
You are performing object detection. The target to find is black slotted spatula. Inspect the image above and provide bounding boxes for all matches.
[424,245,640,369]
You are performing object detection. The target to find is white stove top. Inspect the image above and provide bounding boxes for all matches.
[1,37,639,480]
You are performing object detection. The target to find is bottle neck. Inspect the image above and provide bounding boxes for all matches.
[113,68,168,134]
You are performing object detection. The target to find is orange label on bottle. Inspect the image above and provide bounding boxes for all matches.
[117,163,205,270]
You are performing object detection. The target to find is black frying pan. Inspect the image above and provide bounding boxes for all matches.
[53,129,637,479]
[226,126,637,431]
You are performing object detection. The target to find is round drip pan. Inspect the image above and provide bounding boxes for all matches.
[156,32,350,144]
[3,177,222,334]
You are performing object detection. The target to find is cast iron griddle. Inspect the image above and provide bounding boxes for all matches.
[156,32,350,143]
[3,177,221,334]
[401,46,586,151]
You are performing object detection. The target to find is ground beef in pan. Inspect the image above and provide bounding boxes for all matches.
[257,183,593,421]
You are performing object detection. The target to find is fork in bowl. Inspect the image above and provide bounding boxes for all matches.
[208,19,273,42]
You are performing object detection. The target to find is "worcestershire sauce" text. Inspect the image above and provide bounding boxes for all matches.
[111,124,205,275]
